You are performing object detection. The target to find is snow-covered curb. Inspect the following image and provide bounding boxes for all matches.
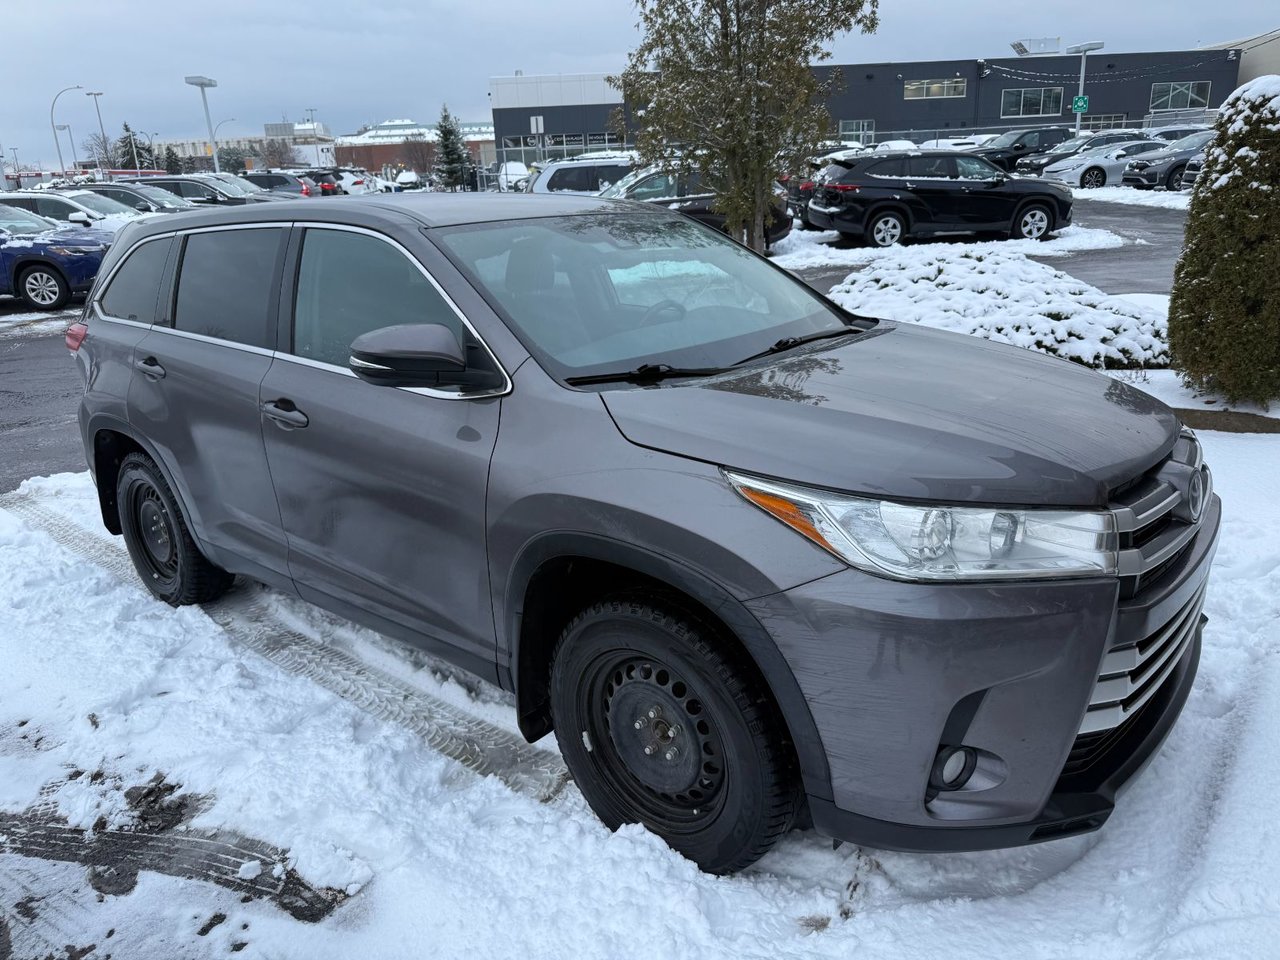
[825,247,1167,368]
[1071,186,1191,211]
[770,224,1129,270]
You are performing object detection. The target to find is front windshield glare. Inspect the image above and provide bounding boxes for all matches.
[987,131,1022,148]
[598,167,647,198]
[1171,130,1214,151]
[1051,137,1089,153]
[433,213,860,380]
[69,192,136,216]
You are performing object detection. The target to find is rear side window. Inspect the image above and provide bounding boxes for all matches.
[546,165,594,193]
[291,228,465,366]
[908,156,954,178]
[173,229,283,348]
[594,165,631,190]
[100,238,172,324]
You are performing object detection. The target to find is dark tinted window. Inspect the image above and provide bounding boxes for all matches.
[1018,131,1041,149]
[908,156,954,178]
[1,197,37,213]
[174,229,282,347]
[867,158,907,177]
[594,165,632,190]
[546,165,594,192]
[816,162,853,183]
[292,229,463,366]
[100,238,171,323]
[36,197,76,219]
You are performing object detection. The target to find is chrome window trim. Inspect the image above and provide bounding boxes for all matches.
[284,223,512,401]
[90,231,178,323]
[140,324,277,358]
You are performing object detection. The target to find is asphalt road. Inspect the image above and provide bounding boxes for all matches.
[0,200,1186,494]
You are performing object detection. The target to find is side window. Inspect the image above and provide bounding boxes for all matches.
[955,155,998,179]
[867,158,907,177]
[907,156,954,178]
[628,173,677,201]
[594,165,631,191]
[1018,131,1041,150]
[1,197,36,213]
[1127,142,1162,156]
[36,197,74,219]
[173,229,283,347]
[100,238,171,323]
[292,229,465,367]
[546,166,593,193]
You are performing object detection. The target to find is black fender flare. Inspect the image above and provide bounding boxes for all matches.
[501,531,833,802]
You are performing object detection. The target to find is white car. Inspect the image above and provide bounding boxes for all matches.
[873,139,916,152]
[334,169,377,195]
[0,189,151,233]
[1042,139,1166,189]
[523,153,637,195]
[916,137,982,150]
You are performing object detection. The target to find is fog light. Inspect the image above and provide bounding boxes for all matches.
[931,746,976,791]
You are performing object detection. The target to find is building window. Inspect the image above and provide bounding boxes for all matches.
[1000,87,1064,118]
[904,79,967,100]
[839,119,874,144]
[1083,114,1129,130]
[1150,81,1211,111]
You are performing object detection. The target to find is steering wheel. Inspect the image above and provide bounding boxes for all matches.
[639,299,687,326]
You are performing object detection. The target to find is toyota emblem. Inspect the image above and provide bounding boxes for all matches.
[1187,469,1205,522]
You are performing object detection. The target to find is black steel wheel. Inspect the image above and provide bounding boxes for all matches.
[116,452,233,606]
[550,596,800,874]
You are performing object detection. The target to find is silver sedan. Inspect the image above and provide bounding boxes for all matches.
[1041,139,1165,189]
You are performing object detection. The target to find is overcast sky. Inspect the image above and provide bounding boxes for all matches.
[2,0,1266,167]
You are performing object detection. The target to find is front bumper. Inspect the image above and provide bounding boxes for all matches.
[1123,166,1166,187]
[745,493,1220,852]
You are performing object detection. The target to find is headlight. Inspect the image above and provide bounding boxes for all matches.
[727,472,1118,582]
[47,245,104,255]
[1145,157,1172,167]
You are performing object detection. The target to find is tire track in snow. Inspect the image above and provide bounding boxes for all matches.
[0,491,571,805]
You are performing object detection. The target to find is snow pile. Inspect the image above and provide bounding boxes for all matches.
[770,223,1128,270]
[1071,186,1191,210]
[826,247,1167,368]
[0,301,76,337]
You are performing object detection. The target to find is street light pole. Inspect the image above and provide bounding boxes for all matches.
[185,76,221,173]
[9,149,19,188]
[147,133,160,170]
[1065,41,1105,135]
[86,91,111,181]
[49,85,83,176]
[212,118,236,171]
[305,107,322,165]
[56,124,79,175]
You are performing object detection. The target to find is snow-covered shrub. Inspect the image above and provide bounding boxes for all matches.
[1169,75,1280,404]
[826,248,1167,368]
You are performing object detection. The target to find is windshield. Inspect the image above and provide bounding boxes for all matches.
[1169,130,1214,152]
[230,176,266,193]
[985,130,1023,149]
[432,213,860,382]
[67,192,136,216]
[0,204,58,235]
[134,184,193,207]
[206,176,251,195]
[1049,136,1090,154]
[599,166,649,198]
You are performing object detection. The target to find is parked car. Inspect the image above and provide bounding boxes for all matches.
[874,139,916,152]
[69,193,1220,873]
[1122,130,1216,190]
[293,170,345,196]
[916,138,983,150]
[600,165,791,245]
[524,154,636,195]
[971,127,1072,172]
[198,173,291,203]
[1042,139,1167,189]
[241,171,317,197]
[786,147,868,228]
[77,181,197,214]
[334,168,376,195]
[1147,125,1210,142]
[1014,130,1142,176]
[0,203,112,309]
[493,161,529,192]
[0,189,148,231]
[806,151,1072,245]
[1181,152,1206,190]
[122,175,258,206]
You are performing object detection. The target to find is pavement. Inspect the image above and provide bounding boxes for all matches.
[0,200,1187,494]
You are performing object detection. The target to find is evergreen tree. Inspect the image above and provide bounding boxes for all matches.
[163,146,182,174]
[436,105,471,191]
[115,123,154,172]
[1168,76,1280,405]
[614,0,878,252]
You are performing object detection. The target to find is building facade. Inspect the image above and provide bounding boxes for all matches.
[489,74,629,166]
[334,119,495,174]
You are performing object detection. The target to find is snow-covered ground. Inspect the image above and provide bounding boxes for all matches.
[2,434,1279,958]
[0,299,76,338]
[1072,187,1192,211]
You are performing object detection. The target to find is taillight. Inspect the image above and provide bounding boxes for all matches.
[302,184,311,196]
[65,321,88,352]
[352,179,363,185]
[829,183,860,193]
[799,181,814,191]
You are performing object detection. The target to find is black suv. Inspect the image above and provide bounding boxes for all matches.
[599,167,791,245]
[806,151,1073,246]
[78,181,197,214]
[972,127,1072,172]
[1014,130,1142,176]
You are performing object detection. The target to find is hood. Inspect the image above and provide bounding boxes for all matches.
[33,225,115,247]
[601,324,1179,507]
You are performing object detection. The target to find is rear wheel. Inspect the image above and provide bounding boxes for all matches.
[1081,167,1106,189]
[1012,203,1052,241]
[550,596,800,874]
[17,265,69,311]
[1165,166,1185,191]
[865,210,906,248]
[116,452,233,606]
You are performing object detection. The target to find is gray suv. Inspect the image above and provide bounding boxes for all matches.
[69,194,1220,873]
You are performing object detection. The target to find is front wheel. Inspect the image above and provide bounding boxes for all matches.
[1012,204,1052,241]
[18,265,69,311]
[1080,167,1106,189]
[550,597,800,874]
[1165,166,1185,191]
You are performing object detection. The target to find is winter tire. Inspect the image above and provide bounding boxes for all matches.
[550,595,800,874]
[865,211,906,247]
[17,265,69,311]
[1013,204,1052,241]
[116,452,234,606]
[1166,166,1185,191]
[1081,167,1106,189]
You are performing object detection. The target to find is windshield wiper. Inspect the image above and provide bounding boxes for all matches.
[734,326,861,366]
[565,362,728,387]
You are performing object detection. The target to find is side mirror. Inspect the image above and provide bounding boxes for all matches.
[1013,142,1028,151]
[136,201,150,211]
[68,211,93,225]
[349,323,470,388]
[1115,151,1127,159]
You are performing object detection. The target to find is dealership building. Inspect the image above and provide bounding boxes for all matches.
[488,31,1275,165]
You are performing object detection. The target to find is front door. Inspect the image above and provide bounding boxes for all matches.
[259,226,503,675]
[953,155,1020,228]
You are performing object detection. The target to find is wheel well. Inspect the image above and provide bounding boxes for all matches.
[13,259,67,289]
[865,203,911,230]
[92,429,147,535]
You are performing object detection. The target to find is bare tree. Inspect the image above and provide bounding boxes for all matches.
[401,133,434,179]
[261,138,302,169]
[82,132,121,171]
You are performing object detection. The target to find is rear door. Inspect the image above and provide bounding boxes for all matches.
[258,225,505,675]
[126,224,290,582]
[904,155,962,227]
